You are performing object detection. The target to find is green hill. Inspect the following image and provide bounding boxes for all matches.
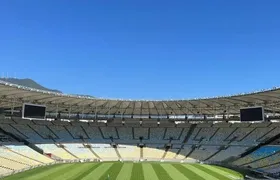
[0,78,62,93]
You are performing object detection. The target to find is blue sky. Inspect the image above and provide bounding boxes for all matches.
[0,0,280,100]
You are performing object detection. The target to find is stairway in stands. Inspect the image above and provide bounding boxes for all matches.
[83,144,100,159]
[111,137,122,160]
[140,147,143,160]
[183,124,197,143]
[54,143,79,159]
[161,139,172,159]
[176,124,197,157]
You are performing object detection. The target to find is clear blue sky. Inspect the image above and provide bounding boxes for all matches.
[0,0,280,100]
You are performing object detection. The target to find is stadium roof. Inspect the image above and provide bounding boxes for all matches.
[0,80,280,115]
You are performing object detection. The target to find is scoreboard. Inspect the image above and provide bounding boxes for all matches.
[22,103,46,120]
[240,106,264,122]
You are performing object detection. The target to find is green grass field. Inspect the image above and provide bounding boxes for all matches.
[2,162,244,180]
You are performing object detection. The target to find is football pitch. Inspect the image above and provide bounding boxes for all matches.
[2,162,244,180]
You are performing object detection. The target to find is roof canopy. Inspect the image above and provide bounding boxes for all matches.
[0,80,280,116]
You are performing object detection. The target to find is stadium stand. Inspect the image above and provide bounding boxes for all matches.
[244,151,280,169]
[36,144,77,160]
[143,144,165,160]
[164,148,179,160]
[190,145,220,161]
[89,144,118,161]
[63,143,97,159]
[1,81,280,179]
[115,127,134,143]
[5,145,54,164]
[1,117,280,179]
[117,144,140,161]
[208,146,250,162]
[233,146,280,166]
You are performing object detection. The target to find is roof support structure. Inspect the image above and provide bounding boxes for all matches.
[1,82,280,117]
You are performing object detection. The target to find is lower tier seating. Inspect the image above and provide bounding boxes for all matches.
[63,144,97,159]
[233,146,280,166]
[118,144,140,161]
[143,145,165,160]
[91,144,118,161]
[36,144,77,160]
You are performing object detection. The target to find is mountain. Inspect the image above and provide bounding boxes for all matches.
[0,78,62,93]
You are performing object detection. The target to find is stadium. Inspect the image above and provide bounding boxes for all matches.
[0,79,280,180]
[1,0,280,179]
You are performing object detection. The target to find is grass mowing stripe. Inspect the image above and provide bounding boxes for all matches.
[201,164,243,179]
[151,164,172,180]
[130,163,144,180]
[116,163,133,180]
[47,163,95,180]
[72,163,101,180]
[22,164,74,180]
[182,164,219,180]
[161,164,189,180]
[192,164,232,180]
[0,162,244,180]
[172,164,204,180]
[2,164,62,180]
[98,162,123,180]
[82,163,113,180]
[66,163,97,180]
[40,164,78,180]
[142,163,159,180]
[212,165,244,179]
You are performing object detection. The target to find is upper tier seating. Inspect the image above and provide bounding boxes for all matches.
[100,127,118,139]
[115,127,134,143]
[189,146,219,161]
[65,126,88,139]
[134,127,149,139]
[172,128,190,143]
[209,146,249,162]
[241,127,274,144]
[164,128,183,140]
[258,127,280,142]
[226,127,255,144]
[48,126,75,142]
[0,133,15,143]
[143,128,166,143]
[82,127,111,143]
[188,127,219,144]
[0,124,30,140]
[205,127,236,145]
[11,124,45,142]
[28,124,57,139]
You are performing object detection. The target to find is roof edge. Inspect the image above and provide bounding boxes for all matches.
[0,80,279,102]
